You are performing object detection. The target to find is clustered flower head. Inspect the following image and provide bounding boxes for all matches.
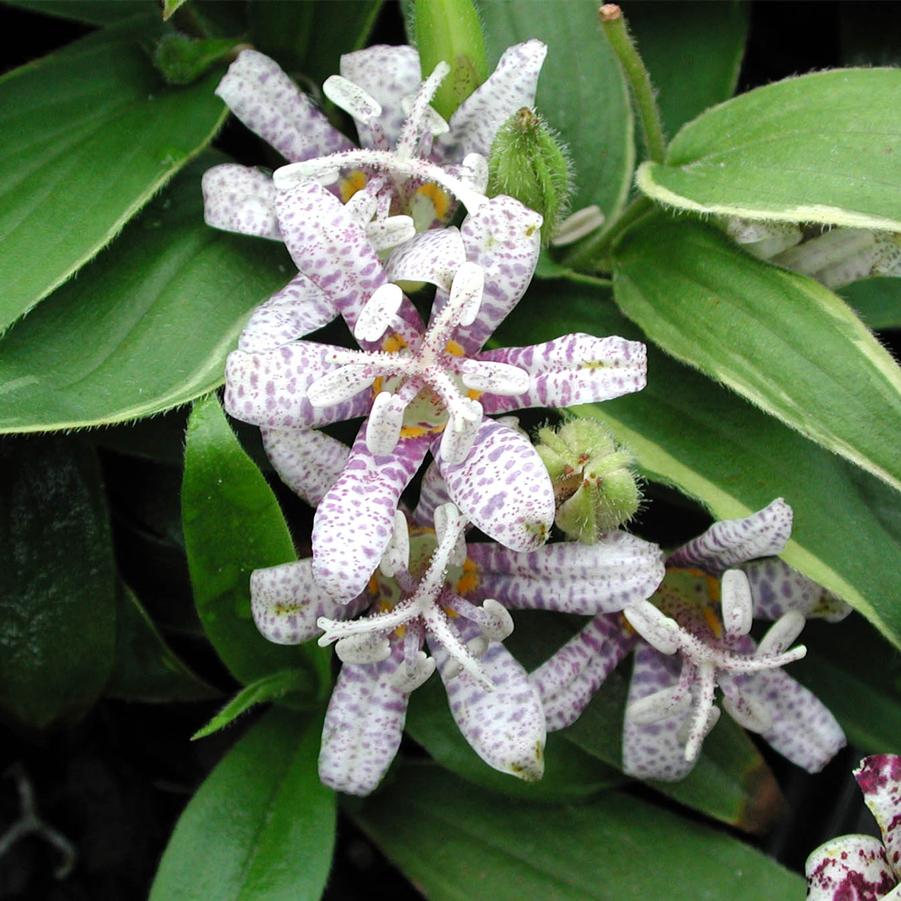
[204,39,854,798]
[806,755,901,900]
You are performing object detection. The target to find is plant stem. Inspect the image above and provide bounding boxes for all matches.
[599,4,666,164]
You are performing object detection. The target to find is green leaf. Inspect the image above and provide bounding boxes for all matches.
[3,0,154,26]
[841,277,901,330]
[151,709,335,901]
[792,614,901,754]
[0,438,116,729]
[636,68,901,231]
[626,1,748,136]
[106,583,218,704]
[612,215,901,492]
[192,669,314,740]
[354,764,804,900]
[477,0,634,222]
[162,0,187,20]
[405,674,623,803]
[0,19,228,332]
[493,277,901,648]
[249,0,383,86]
[0,154,291,434]
[505,612,780,832]
[182,393,329,686]
[153,34,242,85]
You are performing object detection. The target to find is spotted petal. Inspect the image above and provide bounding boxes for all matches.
[806,835,897,901]
[339,44,422,148]
[383,227,467,292]
[274,182,424,343]
[741,558,852,623]
[201,164,279,240]
[667,499,793,572]
[437,419,554,552]
[465,532,664,614]
[251,559,365,645]
[726,665,846,772]
[623,643,699,782]
[239,273,337,353]
[431,624,546,781]
[313,429,430,601]
[319,652,410,795]
[261,428,349,507]
[217,50,351,163]
[429,196,542,355]
[530,614,636,731]
[479,334,647,413]
[413,459,452,526]
[224,342,370,429]
[856,755,901,878]
[438,40,547,161]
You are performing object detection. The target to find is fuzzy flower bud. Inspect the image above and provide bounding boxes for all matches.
[487,107,572,245]
[536,418,641,541]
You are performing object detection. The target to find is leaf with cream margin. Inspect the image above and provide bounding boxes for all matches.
[493,277,901,648]
[612,215,901,493]
[636,68,901,231]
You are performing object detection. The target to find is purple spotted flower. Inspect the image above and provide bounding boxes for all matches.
[806,755,901,900]
[224,179,647,603]
[201,41,547,343]
[250,502,664,795]
[527,499,849,780]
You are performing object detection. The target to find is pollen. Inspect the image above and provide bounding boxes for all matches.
[339,169,368,202]
[455,559,480,595]
[444,339,465,356]
[382,333,408,353]
[702,606,723,639]
[394,624,407,638]
[367,574,380,596]
[416,182,451,220]
[372,376,383,396]
[466,389,483,400]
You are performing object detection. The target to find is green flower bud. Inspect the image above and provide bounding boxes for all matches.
[413,0,489,119]
[536,419,641,542]
[153,34,242,86]
[487,107,573,245]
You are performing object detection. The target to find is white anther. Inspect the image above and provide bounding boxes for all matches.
[323,74,382,122]
[721,569,753,638]
[354,283,404,343]
[438,399,482,465]
[480,599,514,642]
[623,602,682,655]
[467,635,489,658]
[551,205,606,247]
[401,93,449,136]
[448,261,485,327]
[380,510,410,578]
[306,363,373,407]
[345,188,378,224]
[721,692,772,734]
[334,633,391,664]
[756,610,806,658]
[365,215,416,252]
[460,360,530,395]
[627,684,693,725]
[390,651,436,692]
[367,392,406,457]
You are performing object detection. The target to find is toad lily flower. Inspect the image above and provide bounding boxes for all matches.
[806,755,901,900]
[251,503,546,795]
[527,499,849,780]
[225,182,647,603]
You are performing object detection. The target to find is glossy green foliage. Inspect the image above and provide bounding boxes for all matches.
[181,394,328,686]
[613,215,901,492]
[0,438,116,728]
[637,68,901,230]
[0,20,228,332]
[841,277,901,330]
[151,709,335,901]
[0,156,292,433]
[105,584,218,704]
[493,278,901,649]
[355,765,805,900]
[478,0,634,221]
